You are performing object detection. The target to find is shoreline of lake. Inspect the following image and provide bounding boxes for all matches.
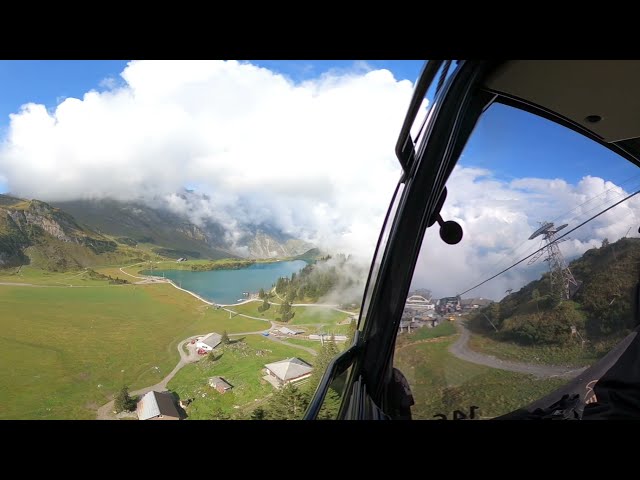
[141,260,306,305]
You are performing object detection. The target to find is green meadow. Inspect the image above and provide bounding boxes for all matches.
[228,300,348,326]
[167,335,315,419]
[0,279,266,419]
[394,332,566,419]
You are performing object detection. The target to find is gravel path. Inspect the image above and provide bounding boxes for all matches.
[95,327,316,419]
[96,335,203,420]
[449,321,587,379]
[263,335,318,356]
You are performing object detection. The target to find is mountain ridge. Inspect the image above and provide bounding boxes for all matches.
[0,194,123,270]
[0,193,316,270]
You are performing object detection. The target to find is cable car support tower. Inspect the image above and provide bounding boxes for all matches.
[528,222,579,300]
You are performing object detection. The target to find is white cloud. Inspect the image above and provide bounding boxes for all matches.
[411,167,640,300]
[3,60,638,303]
[0,60,413,258]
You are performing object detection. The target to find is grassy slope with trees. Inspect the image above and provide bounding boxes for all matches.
[231,299,348,325]
[273,254,366,306]
[167,335,316,419]
[467,237,640,366]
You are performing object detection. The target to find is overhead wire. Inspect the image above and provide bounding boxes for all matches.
[457,176,640,295]
[456,188,640,297]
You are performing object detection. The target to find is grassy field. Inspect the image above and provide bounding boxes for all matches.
[125,258,282,274]
[228,301,348,325]
[465,330,618,368]
[402,322,456,341]
[278,337,323,352]
[0,266,117,286]
[394,335,567,419]
[167,335,315,419]
[288,306,349,326]
[93,265,136,280]
[0,282,267,419]
[227,300,279,320]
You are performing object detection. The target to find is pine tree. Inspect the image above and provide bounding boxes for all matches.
[317,388,341,420]
[279,299,294,322]
[267,384,310,420]
[114,385,136,412]
[221,330,230,344]
[259,288,265,299]
[258,297,270,313]
[307,337,339,392]
[251,407,267,420]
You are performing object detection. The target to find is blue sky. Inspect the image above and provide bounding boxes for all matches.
[462,103,640,186]
[0,59,637,194]
[0,60,129,128]
[0,60,424,129]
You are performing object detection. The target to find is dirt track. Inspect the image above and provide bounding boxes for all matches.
[448,321,587,379]
[96,335,203,420]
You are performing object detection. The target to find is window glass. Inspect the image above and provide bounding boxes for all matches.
[396,102,640,420]
[0,60,421,420]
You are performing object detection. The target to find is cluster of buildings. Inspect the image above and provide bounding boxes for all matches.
[134,331,315,420]
[435,295,492,315]
[398,290,494,333]
[400,293,439,332]
[436,296,461,314]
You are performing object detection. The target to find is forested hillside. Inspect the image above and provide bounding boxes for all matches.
[469,237,640,346]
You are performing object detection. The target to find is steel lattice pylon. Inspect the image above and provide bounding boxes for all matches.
[528,221,579,300]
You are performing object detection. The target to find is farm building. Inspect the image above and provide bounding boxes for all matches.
[308,334,348,342]
[196,333,222,352]
[278,326,305,335]
[136,391,181,420]
[263,357,313,389]
[208,376,233,394]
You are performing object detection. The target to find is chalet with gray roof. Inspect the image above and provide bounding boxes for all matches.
[136,391,180,421]
[263,357,313,389]
[196,332,222,352]
[208,376,233,394]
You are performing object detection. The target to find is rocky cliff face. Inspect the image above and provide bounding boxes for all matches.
[8,208,74,242]
[0,196,117,267]
[247,231,313,258]
[177,223,208,242]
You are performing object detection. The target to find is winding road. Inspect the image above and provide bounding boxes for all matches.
[449,321,587,378]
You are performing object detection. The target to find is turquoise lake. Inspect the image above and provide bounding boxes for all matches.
[141,260,307,305]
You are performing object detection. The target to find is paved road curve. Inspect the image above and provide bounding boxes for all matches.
[449,321,587,379]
